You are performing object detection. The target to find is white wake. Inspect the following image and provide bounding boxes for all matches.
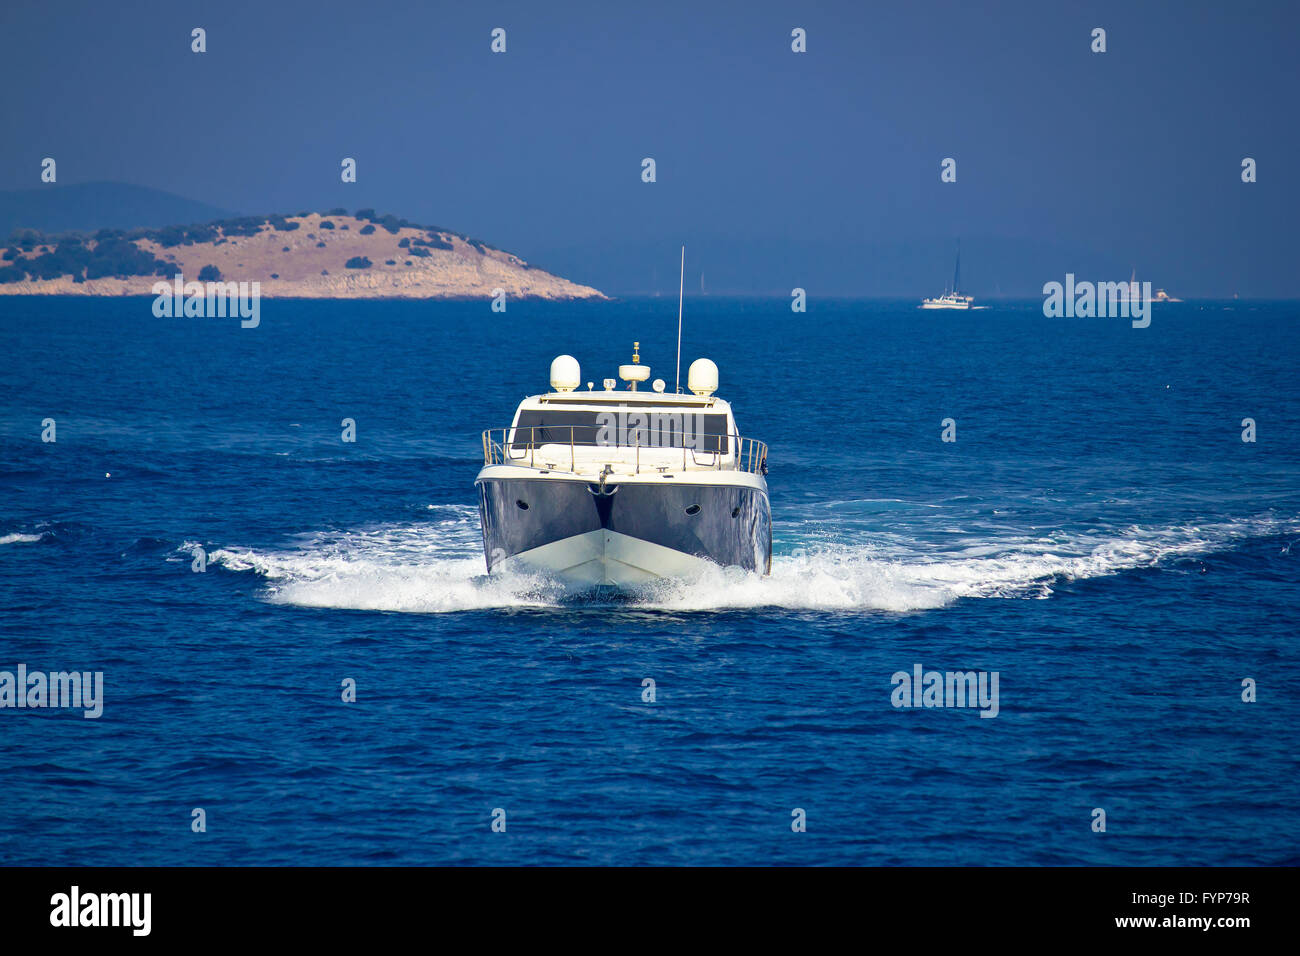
[0,532,43,546]
[193,506,1296,614]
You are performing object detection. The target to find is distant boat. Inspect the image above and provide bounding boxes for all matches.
[1121,267,1182,303]
[921,243,975,310]
[921,291,974,310]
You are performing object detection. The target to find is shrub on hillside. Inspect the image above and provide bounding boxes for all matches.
[186,223,219,243]
[11,230,41,251]
[345,256,372,269]
[153,225,187,247]
[23,239,91,280]
[0,235,153,282]
[198,265,221,281]
[226,217,266,237]
[359,224,376,235]
[81,238,168,280]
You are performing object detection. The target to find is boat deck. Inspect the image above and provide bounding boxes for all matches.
[482,427,768,477]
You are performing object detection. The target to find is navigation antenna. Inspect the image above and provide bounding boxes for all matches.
[675,245,685,393]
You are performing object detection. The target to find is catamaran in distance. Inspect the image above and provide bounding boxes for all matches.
[921,243,976,310]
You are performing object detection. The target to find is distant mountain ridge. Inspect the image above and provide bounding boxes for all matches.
[0,181,235,239]
[1,184,1257,298]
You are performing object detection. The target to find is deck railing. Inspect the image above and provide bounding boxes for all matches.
[481,425,768,475]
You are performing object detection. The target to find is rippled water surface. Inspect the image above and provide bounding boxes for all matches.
[1,297,1297,865]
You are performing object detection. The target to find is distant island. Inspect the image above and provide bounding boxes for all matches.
[0,209,605,300]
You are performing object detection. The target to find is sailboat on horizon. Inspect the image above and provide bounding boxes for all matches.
[921,242,976,310]
[1120,266,1182,303]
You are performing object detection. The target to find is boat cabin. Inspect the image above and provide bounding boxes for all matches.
[481,351,766,477]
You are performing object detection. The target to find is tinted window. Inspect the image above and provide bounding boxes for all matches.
[512,409,730,453]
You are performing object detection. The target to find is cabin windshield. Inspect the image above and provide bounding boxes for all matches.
[512,408,731,453]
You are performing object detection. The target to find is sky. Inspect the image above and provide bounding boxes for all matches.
[0,0,1296,296]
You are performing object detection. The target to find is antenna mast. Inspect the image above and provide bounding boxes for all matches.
[675,245,685,393]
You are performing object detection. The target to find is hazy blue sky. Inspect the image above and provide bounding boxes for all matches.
[1,0,1296,295]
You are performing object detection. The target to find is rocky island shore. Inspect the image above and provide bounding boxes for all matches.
[0,210,605,300]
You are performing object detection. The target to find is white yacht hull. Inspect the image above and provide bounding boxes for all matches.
[498,529,714,587]
[476,466,771,589]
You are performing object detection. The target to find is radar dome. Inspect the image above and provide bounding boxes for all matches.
[550,355,581,392]
[687,358,718,396]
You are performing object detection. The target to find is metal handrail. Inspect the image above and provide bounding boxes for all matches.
[479,425,767,475]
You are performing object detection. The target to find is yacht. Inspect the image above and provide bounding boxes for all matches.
[1120,269,1182,304]
[921,244,974,310]
[920,291,974,310]
[475,346,772,588]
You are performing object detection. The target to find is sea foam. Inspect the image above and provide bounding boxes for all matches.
[196,507,1297,615]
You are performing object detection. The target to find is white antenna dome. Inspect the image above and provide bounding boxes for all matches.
[618,341,650,390]
[687,358,718,396]
[550,354,580,392]
[652,378,666,393]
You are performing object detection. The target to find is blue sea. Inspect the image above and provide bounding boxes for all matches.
[1,296,1297,866]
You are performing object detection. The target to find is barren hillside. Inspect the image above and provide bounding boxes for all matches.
[0,212,605,300]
